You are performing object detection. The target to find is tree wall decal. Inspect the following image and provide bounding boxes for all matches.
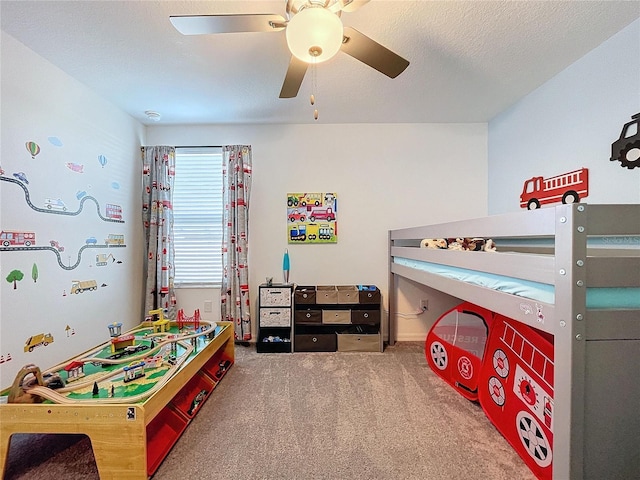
[6,270,24,289]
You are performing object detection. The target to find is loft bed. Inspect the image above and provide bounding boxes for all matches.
[387,204,640,480]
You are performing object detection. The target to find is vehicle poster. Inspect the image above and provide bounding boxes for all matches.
[286,192,337,244]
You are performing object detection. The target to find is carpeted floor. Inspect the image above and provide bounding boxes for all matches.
[3,342,535,480]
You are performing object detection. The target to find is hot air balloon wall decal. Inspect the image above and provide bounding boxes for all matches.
[98,154,108,168]
[25,141,40,159]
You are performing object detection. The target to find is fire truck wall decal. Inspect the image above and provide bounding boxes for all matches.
[520,168,589,210]
[610,112,640,169]
[287,192,338,244]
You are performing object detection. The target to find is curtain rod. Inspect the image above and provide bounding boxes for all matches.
[140,145,222,149]
[175,145,222,148]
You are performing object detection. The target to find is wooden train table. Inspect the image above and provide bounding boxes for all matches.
[0,320,235,479]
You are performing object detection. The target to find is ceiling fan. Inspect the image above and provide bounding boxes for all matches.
[170,0,410,99]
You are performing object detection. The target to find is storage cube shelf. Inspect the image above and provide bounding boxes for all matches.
[257,284,293,353]
[294,285,382,353]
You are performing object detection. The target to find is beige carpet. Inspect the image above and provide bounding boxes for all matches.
[3,343,535,480]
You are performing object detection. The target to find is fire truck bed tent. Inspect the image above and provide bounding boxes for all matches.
[387,204,640,480]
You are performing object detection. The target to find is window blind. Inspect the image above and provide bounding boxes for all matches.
[173,147,223,287]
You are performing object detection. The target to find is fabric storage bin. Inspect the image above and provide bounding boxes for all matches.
[259,308,291,327]
[295,333,337,352]
[316,285,338,304]
[322,309,351,324]
[337,333,381,352]
[294,286,316,305]
[259,286,292,307]
[351,309,381,325]
[358,286,381,304]
[337,285,359,304]
[257,327,291,353]
[295,309,322,324]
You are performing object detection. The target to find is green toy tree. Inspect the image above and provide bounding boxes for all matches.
[6,269,24,289]
[32,263,39,283]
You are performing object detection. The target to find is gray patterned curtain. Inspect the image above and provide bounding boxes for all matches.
[141,146,177,318]
[221,145,252,341]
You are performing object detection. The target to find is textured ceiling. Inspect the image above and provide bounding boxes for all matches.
[2,1,639,125]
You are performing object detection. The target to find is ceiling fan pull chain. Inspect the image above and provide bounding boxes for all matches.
[311,60,319,120]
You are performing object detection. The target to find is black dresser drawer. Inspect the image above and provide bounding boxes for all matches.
[351,309,380,325]
[295,309,322,324]
[294,286,316,304]
[358,287,381,304]
[294,333,336,352]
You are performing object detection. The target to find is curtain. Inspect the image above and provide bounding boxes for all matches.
[141,146,177,319]
[221,145,252,341]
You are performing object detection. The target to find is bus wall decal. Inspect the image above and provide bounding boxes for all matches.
[519,168,589,210]
[610,112,640,169]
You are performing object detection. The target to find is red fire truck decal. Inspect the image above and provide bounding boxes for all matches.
[520,168,589,210]
[1,231,36,247]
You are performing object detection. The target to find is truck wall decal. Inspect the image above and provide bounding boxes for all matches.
[520,168,589,210]
[611,112,640,169]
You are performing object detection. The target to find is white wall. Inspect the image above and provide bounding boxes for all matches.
[146,123,488,341]
[0,32,145,387]
[488,19,640,214]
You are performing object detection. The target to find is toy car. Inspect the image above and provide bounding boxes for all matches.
[43,372,66,389]
[44,198,67,211]
[49,240,65,252]
[288,209,306,222]
[13,172,29,184]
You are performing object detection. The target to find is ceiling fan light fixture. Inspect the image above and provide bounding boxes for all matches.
[286,7,343,64]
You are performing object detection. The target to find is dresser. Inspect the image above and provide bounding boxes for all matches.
[293,285,382,352]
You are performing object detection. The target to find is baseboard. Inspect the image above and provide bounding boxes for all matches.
[396,333,427,342]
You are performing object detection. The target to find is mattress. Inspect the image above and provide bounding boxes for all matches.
[393,257,640,309]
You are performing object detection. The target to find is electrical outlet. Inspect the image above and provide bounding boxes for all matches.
[420,299,429,311]
[204,300,213,313]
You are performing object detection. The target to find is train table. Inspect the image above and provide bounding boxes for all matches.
[0,318,234,479]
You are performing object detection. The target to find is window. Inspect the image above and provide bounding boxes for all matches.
[173,147,223,287]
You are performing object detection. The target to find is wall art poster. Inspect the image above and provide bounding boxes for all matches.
[287,192,337,244]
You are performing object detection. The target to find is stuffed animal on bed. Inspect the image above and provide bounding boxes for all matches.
[421,237,497,251]
[420,238,448,249]
[483,238,497,252]
[446,238,464,250]
[446,237,497,252]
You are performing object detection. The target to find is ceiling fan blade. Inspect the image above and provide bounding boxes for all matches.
[170,14,286,35]
[341,27,409,78]
[341,0,371,13]
[279,56,308,99]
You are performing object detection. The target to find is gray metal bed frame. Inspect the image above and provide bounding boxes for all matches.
[387,204,640,480]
